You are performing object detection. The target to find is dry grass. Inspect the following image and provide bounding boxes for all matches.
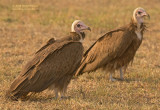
[0,0,160,109]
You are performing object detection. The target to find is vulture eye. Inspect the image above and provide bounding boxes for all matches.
[138,11,142,14]
[77,24,81,27]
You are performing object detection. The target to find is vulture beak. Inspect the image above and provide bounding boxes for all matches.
[87,27,91,31]
[81,25,91,32]
[143,11,150,19]
[147,13,150,19]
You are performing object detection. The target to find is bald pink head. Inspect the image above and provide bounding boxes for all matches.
[71,20,91,34]
[133,7,150,24]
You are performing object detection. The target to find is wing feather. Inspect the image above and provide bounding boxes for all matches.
[35,38,55,54]
[76,27,134,75]
[28,41,83,91]
[9,41,83,94]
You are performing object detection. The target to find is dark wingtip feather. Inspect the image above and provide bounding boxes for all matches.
[5,89,18,101]
[75,62,86,77]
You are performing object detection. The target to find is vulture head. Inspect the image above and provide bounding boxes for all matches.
[133,7,150,24]
[71,20,91,34]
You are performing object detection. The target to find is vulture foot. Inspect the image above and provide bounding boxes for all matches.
[120,68,124,80]
[109,73,117,82]
[110,77,117,82]
[60,96,70,100]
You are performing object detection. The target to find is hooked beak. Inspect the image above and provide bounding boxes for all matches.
[147,13,150,19]
[81,26,91,32]
[142,12,150,19]
[87,27,91,31]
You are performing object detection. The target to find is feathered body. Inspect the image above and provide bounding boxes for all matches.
[76,19,146,76]
[6,32,85,100]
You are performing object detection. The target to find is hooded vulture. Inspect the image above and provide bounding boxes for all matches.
[75,7,149,81]
[6,20,91,100]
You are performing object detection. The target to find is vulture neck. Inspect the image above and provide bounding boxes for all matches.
[70,32,85,42]
[130,18,146,40]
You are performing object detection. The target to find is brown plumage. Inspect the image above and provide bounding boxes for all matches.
[75,8,149,81]
[6,20,91,100]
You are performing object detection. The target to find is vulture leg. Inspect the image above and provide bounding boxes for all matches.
[109,73,116,81]
[60,91,67,99]
[120,66,127,80]
[49,85,59,99]
[54,89,58,99]
[60,87,69,99]
[120,68,124,80]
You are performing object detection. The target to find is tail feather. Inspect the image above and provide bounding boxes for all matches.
[75,61,86,76]
[6,76,30,101]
